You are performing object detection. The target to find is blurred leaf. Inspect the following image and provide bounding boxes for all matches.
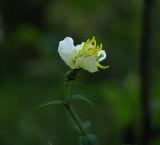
[48,141,53,145]
[73,121,91,134]
[36,100,63,110]
[79,134,97,145]
[82,121,91,132]
[71,95,94,108]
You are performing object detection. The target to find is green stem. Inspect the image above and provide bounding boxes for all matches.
[64,103,87,136]
[65,82,70,101]
[64,69,87,136]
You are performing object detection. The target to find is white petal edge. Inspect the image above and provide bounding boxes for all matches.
[58,37,75,69]
[59,37,74,50]
[98,50,106,62]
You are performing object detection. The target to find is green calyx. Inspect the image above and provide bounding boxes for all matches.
[65,69,80,82]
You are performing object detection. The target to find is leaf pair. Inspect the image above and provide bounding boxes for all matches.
[71,95,95,108]
[36,100,63,110]
[37,95,94,110]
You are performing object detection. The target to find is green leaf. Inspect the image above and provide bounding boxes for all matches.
[36,100,63,110]
[73,121,91,134]
[82,121,91,132]
[79,134,97,145]
[71,95,95,108]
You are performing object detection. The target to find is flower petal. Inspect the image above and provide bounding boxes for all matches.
[59,37,74,50]
[76,55,98,73]
[58,37,75,68]
[98,50,106,62]
[74,42,84,56]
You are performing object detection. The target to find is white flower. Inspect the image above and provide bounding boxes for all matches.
[58,36,109,73]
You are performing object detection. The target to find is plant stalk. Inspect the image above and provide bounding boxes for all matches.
[64,102,87,136]
[64,69,87,136]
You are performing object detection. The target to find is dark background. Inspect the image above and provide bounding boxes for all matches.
[0,0,160,145]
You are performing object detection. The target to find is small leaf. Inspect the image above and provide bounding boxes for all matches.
[82,121,91,132]
[79,134,97,145]
[71,95,94,108]
[36,100,63,110]
[73,121,91,134]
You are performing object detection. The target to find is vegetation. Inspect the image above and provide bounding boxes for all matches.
[0,0,160,145]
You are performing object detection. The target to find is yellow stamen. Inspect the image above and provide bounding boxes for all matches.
[93,38,96,48]
[94,44,102,53]
[85,36,95,48]
[97,62,109,69]
[79,39,90,54]
[78,36,103,56]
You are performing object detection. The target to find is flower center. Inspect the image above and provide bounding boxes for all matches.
[78,36,102,57]
[72,36,109,70]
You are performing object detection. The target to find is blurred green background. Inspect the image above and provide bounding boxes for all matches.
[0,0,160,145]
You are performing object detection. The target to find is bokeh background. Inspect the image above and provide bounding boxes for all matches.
[0,0,160,145]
